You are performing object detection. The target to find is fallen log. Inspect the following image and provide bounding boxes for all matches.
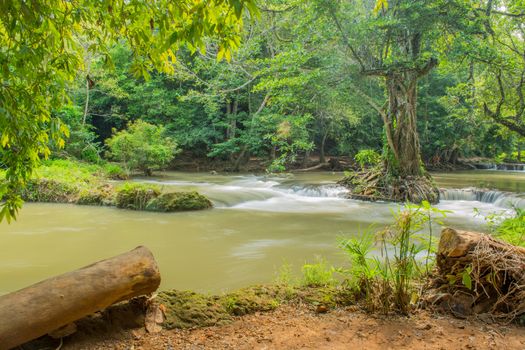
[430,228,525,321]
[292,162,330,172]
[0,246,160,350]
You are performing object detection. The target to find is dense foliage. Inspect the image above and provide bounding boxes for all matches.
[2,0,525,216]
[0,0,257,221]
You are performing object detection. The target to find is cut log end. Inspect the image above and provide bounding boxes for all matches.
[431,228,525,322]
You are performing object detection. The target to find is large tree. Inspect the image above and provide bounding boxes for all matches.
[314,0,475,202]
[0,0,256,221]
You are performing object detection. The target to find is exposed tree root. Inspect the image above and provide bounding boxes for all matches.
[338,168,440,204]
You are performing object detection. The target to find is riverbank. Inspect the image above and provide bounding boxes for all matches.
[4,160,213,212]
[21,284,525,350]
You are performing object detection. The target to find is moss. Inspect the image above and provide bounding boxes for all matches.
[156,285,353,330]
[157,290,232,329]
[115,183,160,210]
[219,286,280,316]
[146,191,212,212]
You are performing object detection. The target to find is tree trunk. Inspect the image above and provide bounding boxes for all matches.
[319,130,328,164]
[431,228,525,319]
[385,73,423,177]
[0,246,161,350]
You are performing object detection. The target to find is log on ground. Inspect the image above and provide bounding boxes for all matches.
[0,246,161,350]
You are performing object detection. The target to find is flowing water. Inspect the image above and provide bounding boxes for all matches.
[1,170,524,295]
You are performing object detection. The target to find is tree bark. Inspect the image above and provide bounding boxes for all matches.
[385,72,423,177]
[319,130,328,164]
[0,246,161,350]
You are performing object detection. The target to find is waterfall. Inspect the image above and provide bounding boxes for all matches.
[440,188,525,209]
[473,163,525,171]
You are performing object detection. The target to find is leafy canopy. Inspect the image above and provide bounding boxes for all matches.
[0,0,257,221]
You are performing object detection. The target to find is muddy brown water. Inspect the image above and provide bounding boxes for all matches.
[1,170,524,295]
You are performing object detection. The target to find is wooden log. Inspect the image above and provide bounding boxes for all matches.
[437,227,525,270]
[0,246,160,350]
[434,228,525,319]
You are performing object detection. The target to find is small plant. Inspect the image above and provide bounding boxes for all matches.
[354,149,381,170]
[300,257,336,287]
[495,208,525,247]
[477,207,525,247]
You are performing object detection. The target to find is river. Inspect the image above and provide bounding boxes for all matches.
[1,170,524,295]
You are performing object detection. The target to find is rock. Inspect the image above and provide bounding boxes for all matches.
[145,191,212,212]
[316,305,329,314]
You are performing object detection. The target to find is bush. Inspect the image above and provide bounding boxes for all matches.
[115,182,160,210]
[106,120,178,176]
[146,191,212,212]
[354,149,381,169]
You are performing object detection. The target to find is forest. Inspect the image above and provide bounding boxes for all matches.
[1,1,525,349]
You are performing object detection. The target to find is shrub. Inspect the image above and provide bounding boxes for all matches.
[106,120,178,176]
[354,149,381,169]
[146,191,212,212]
[115,182,160,210]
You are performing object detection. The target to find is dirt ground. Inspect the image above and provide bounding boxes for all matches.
[54,305,525,350]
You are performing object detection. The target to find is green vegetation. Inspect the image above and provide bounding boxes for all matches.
[480,208,525,247]
[354,150,381,170]
[114,183,161,210]
[157,284,353,329]
[496,209,525,247]
[3,0,525,218]
[300,257,337,287]
[0,0,257,221]
[339,201,448,314]
[106,121,178,176]
[146,192,212,212]
[2,159,212,213]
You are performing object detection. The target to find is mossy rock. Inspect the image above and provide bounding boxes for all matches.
[146,191,212,212]
[115,183,160,210]
[156,290,232,329]
[21,179,79,203]
[157,286,280,329]
[76,184,115,206]
[219,286,280,316]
